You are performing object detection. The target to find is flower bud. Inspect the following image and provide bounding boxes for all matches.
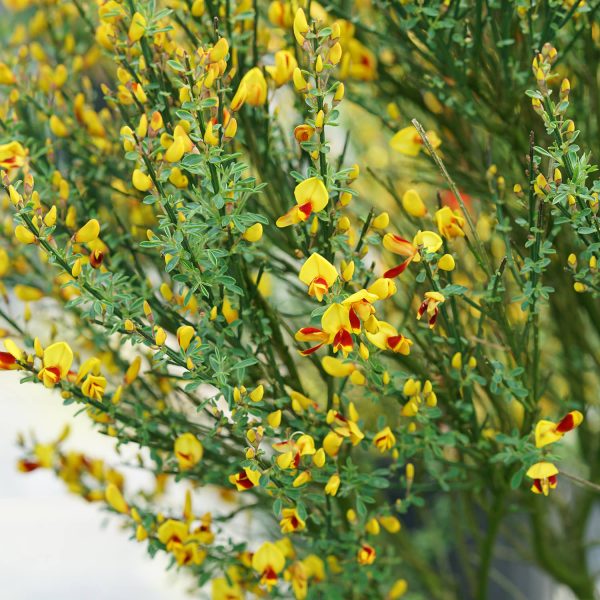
[128,12,146,43]
[243,222,263,242]
[15,224,36,244]
[73,219,100,243]
[132,169,152,192]
[43,205,57,227]
[293,67,308,92]
[177,325,195,351]
[372,212,389,229]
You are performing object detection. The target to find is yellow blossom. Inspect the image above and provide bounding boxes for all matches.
[174,433,203,470]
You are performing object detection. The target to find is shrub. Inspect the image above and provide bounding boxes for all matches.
[0,1,599,598]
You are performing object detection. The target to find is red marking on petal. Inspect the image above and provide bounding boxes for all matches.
[556,413,575,433]
[0,351,17,369]
[387,335,402,350]
[298,202,313,219]
[90,250,104,268]
[333,328,353,353]
[237,471,255,489]
[19,460,40,472]
[299,327,322,335]
[349,308,361,332]
[429,310,438,328]
[383,259,411,279]
[300,343,324,356]
[45,366,62,383]
[533,479,543,493]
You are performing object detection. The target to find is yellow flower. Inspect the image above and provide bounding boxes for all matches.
[157,519,189,549]
[243,222,263,242]
[230,82,248,112]
[379,515,401,533]
[388,579,408,599]
[365,320,412,355]
[14,284,43,301]
[390,125,441,156]
[435,206,465,239]
[368,277,397,300]
[222,296,239,323]
[280,507,306,533]
[73,218,100,243]
[266,50,297,87]
[267,410,282,428]
[105,483,129,514]
[0,62,16,85]
[325,473,341,496]
[174,433,203,469]
[534,411,583,448]
[128,11,146,43]
[208,37,229,63]
[14,224,36,244]
[277,177,329,227]
[49,115,68,138]
[293,8,309,45]
[177,325,195,351]
[526,461,559,496]
[132,169,153,192]
[357,543,376,565]
[164,135,185,162]
[373,426,396,453]
[416,291,445,328]
[296,303,354,356]
[412,230,444,254]
[81,374,107,400]
[0,140,26,170]
[252,541,286,589]
[229,467,261,491]
[212,577,243,600]
[239,67,267,106]
[292,470,312,487]
[298,253,338,301]
[402,189,427,217]
[38,341,73,387]
[438,253,455,271]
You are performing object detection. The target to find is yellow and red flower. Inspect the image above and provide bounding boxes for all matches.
[252,541,286,589]
[279,507,306,533]
[382,234,417,278]
[435,206,465,239]
[526,462,559,496]
[366,321,413,355]
[342,289,378,332]
[296,303,353,356]
[38,341,73,388]
[298,253,338,301]
[276,177,329,227]
[0,140,26,171]
[357,543,376,565]
[373,426,396,453]
[229,467,261,491]
[0,351,18,370]
[174,433,203,470]
[535,410,584,448]
[416,291,445,328]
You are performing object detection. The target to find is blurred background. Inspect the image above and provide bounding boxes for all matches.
[0,371,190,600]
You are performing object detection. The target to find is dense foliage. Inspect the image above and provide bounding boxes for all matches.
[1,0,599,598]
